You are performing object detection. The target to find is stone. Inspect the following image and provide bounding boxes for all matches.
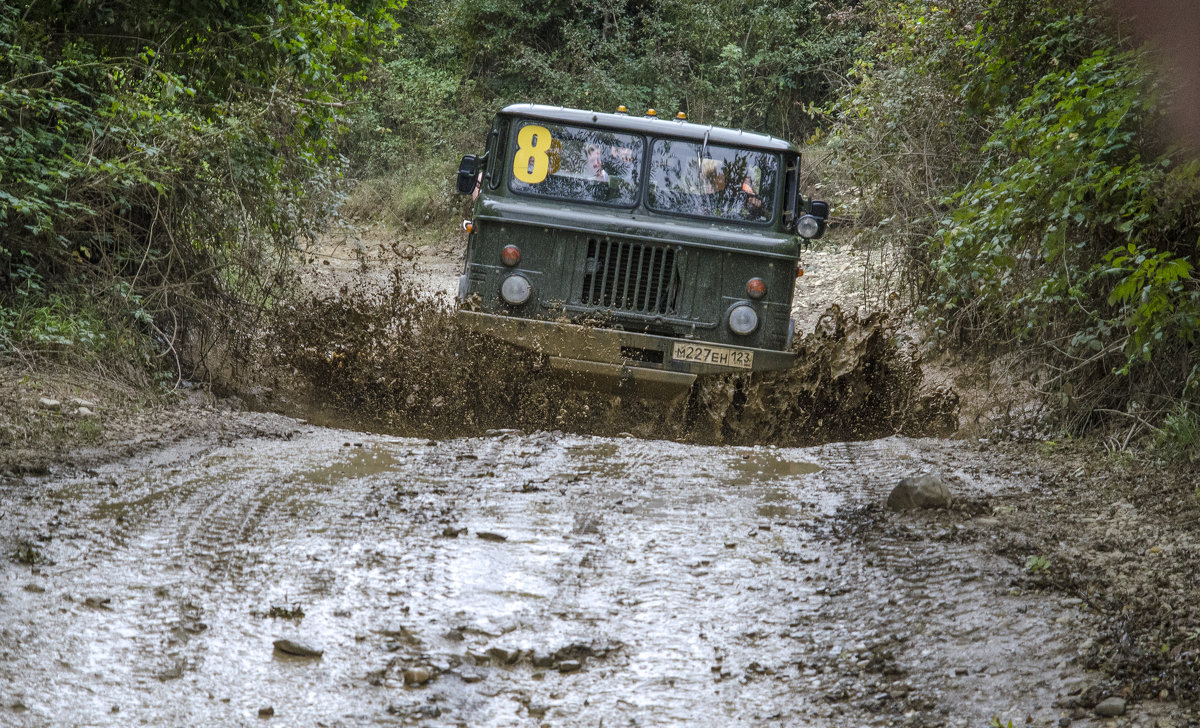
[37,398,61,411]
[458,668,484,683]
[487,646,520,664]
[403,667,432,686]
[76,407,95,417]
[1094,697,1126,717]
[557,659,582,673]
[477,532,508,542]
[886,474,953,511]
[441,526,466,538]
[70,398,96,409]
[272,639,323,658]
[258,706,274,718]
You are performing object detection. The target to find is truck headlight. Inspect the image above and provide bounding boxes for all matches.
[796,214,822,239]
[500,274,531,305]
[728,304,758,336]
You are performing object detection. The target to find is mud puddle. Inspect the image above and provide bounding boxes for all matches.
[0,430,1123,727]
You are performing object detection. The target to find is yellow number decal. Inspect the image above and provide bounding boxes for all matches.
[513,125,552,184]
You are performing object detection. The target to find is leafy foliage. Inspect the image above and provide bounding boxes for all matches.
[829,0,1200,427]
[0,0,400,375]
[338,0,866,223]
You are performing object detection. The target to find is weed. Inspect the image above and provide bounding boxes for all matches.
[1157,403,1200,464]
[341,166,456,228]
[268,603,305,620]
[13,541,45,565]
[76,417,103,443]
[1025,555,1052,574]
[1038,439,1061,457]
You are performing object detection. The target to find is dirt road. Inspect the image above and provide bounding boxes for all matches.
[0,422,1149,727]
[2,234,1193,727]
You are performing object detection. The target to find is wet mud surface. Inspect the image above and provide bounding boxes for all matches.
[0,428,1168,727]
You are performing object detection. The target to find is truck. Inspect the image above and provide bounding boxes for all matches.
[455,104,828,390]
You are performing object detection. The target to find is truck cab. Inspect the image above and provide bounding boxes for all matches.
[456,104,828,389]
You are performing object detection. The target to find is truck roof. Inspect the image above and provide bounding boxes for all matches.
[500,104,799,154]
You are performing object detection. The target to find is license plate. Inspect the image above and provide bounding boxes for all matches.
[672,343,753,369]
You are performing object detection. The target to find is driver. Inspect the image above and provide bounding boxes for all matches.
[740,167,764,215]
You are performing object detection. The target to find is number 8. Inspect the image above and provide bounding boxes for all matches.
[513,125,552,184]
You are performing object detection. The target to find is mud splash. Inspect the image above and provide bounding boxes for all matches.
[271,270,957,446]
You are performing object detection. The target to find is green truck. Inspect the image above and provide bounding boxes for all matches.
[455,104,828,389]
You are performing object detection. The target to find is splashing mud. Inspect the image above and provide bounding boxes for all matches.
[271,269,957,445]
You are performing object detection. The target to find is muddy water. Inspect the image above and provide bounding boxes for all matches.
[0,427,1105,727]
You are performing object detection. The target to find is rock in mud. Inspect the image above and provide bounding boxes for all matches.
[403,667,432,685]
[886,474,952,511]
[557,659,582,673]
[37,398,61,411]
[487,646,521,664]
[441,525,467,538]
[257,706,274,718]
[477,531,508,542]
[1094,697,1126,717]
[272,639,323,658]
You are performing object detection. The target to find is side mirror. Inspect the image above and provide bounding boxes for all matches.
[810,200,829,220]
[456,155,480,195]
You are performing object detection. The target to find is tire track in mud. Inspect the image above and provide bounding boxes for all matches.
[0,433,442,724]
[1,431,1117,727]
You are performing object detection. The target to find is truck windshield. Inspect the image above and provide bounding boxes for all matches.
[647,139,778,223]
[508,120,643,207]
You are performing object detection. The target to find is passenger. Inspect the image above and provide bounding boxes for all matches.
[585,144,610,183]
[610,144,635,170]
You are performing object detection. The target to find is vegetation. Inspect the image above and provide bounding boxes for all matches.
[0,0,400,380]
[2,0,1197,451]
[339,0,867,224]
[828,0,1199,443]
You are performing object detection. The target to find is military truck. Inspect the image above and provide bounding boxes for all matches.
[455,104,828,389]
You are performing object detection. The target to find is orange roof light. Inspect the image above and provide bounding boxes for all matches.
[676,111,687,120]
[616,105,628,114]
[646,109,657,117]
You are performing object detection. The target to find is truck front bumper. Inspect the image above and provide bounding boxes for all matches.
[457,310,795,389]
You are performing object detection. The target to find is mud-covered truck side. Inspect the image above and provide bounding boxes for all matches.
[455,104,828,388]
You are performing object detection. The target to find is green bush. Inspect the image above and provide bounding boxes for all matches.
[339,0,867,200]
[1157,402,1200,464]
[0,1,401,377]
[828,0,1200,425]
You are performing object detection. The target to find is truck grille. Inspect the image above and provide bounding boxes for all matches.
[579,238,680,315]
